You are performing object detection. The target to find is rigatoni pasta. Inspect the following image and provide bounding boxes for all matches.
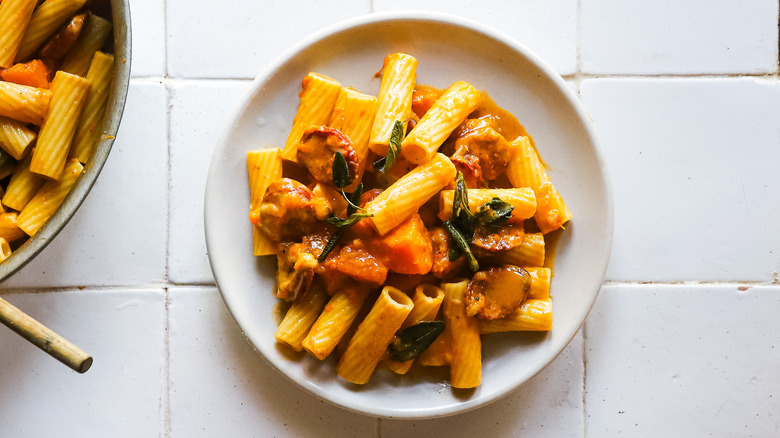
[245,54,572,389]
[368,52,417,156]
[0,0,38,68]
[30,71,90,180]
[280,72,341,163]
[15,0,88,62]
[0,1,117,261]
[59,13,113,77]
[69,51,114,163]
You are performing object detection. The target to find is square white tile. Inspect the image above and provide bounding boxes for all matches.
[168,80,253,284]
[166,0,370,78]
[581,78,780,282]
[373,0,578,75]
[581,0,779,74]
[0,289,165,437]
[167,287,378,437]
[5,81,168,288]
[128,0,166,77]
[380,334,584,437]
[585,284,780,437]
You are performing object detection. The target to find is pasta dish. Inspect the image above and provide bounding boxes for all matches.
[246,53,571,389]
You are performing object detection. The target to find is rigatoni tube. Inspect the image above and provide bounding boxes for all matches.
[368,53,417,157]
[365,152,456,235]
[0,81,51,125]
[18,158,83,236]
[0,0,38,68]
[30,71,91,180]
[59,13,113,77]
[383,284,444,375]
[15,0,88,62]
[442,279,482,389]
[275,281,329,352]
[478,298,552,333]
[438,188,536,224]
[506,136,572,234]
[337,286,414,384]
[69,51,114,164]
[0,115,36,159]
[401,81,482,164]
[280,72,341,163]
[246,148,282,256]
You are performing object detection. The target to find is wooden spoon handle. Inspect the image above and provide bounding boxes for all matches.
[0,297,93,373]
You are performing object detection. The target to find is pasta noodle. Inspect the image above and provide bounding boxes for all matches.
[0,115,36,159]
[0,0,38,68]
[439,188,536,224]
[2,151,43,211]
[364,152,456,235]
[368,52,417,156]
[17,158,83,236]
[246,148,283,256]
[0,81,51,125]
[280,72,341,163]
[337,286,413,384]
[30,71,91,180]
[506,136,572,234]
[401,81,482,164]
[69,51,114,163]
[384,284,444,374]
[15,0,88,62]
[60,13,113,77]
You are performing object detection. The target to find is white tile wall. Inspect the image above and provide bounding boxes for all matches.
[166,0,370,78]
[373,0,579,75]
[129,0,167,77]
[585,284,780,437]
[581,0,779,74]
[581,78,780,282]
[168,287,378,437]
[168,80,252,284]
[1,1,779,436]
[0,289,165,437]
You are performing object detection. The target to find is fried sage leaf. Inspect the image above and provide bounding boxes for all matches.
[332,151,351,188]
[373,120,404,173]
[387,320,446,362]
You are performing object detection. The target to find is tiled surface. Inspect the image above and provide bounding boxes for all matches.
[373,0,578,75]
[581,0,779,74]
[168,80,251,284]
[581,78,780,282]
[0,289,165,437]
[586,284,780,436]
[168,288,378,437]
[166,0,370,78]
[1,1,779,436]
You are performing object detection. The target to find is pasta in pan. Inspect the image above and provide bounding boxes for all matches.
[0,0,116,256]
[247,53,571,389]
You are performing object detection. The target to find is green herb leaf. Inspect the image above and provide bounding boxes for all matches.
[332,151,350,188]
[317,228,345,263]
[387,321,446,362]
[443,220,479,272]
[373,120,404,173]
[474,197,514,231]
[346,183,364,216]
[325,212,373,228]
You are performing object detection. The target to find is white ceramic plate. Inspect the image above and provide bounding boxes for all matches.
[205,11,613,419]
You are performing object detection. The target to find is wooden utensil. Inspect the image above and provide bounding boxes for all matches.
[0,297,92,373]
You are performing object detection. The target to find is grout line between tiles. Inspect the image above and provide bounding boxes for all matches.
[2,280,778,296]
[161,287,171,438]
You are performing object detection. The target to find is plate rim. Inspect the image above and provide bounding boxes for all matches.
[205,10,614,419]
